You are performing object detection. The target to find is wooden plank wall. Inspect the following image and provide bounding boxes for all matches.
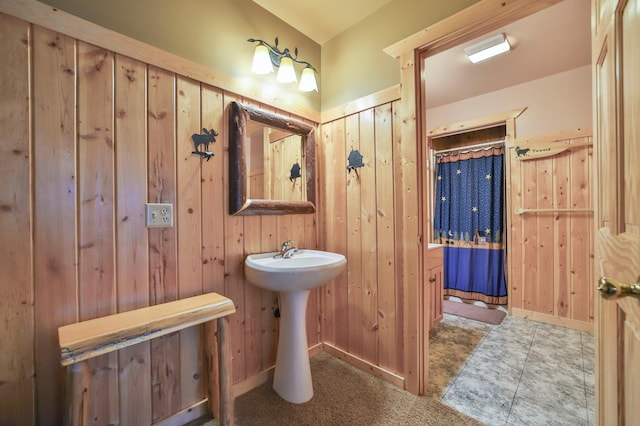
[0,13,319,425]
[318,101,404,375]
[508,134,594,330]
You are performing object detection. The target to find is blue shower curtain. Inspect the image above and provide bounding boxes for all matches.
[433,146,507,305]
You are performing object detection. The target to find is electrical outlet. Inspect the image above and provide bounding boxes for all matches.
[145,203,173,228]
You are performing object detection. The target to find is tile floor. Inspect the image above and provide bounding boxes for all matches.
[437,312,595,426]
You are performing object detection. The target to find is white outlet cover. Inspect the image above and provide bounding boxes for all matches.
[145,203,173,228]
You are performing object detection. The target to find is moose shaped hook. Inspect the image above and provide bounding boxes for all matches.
[191,128,218,161]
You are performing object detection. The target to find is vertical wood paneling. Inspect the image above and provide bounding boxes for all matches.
[319,121,336,343]
[522,162,539,312]
[176,76,204,406]
[260,216,279,364]
[202,86,227,300]
[509,135,594,327]
[345,114,363,357]
[536,159,554,314]
[147,65,181,421]
[320,98,410,380]
[114,55,151,425]
[8,13,320,423]
[32,25,78,424]
[225,212,245,385]
[200,84,225,414]
[331,119,349,349]
[305,213,321,346]
[0,14,34,425]
[398,48,421,394]
[508,151,523,309]
[374,104,397,372]
[359,109,378,363]
[77,41,118,423]
[570,145,592,322]
[244,212,263,376]
[392,100,404,375]
[554,152,571,317]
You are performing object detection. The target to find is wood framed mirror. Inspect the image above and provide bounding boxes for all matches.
[228,101,316,215]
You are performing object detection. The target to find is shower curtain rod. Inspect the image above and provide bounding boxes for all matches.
[433,139,505,155]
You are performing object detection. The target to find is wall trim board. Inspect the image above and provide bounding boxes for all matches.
[320,85,401,124]
[153,399,209,426]
[513,127,593,146]
[511,308,594,333]
[384,0,562,59]
[427,108,527,139]
[322,343,405,390]
[231,343,324,397]
[0,0,321,123]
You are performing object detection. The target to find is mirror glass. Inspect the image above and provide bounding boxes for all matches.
[246,121,306,202]
[229,102,316,215]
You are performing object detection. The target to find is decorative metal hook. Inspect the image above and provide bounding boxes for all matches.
[289,161,302,185]
[191,128,218,161]
[347,148,364,177]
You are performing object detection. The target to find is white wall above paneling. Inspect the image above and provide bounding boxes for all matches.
[426,65,592,138]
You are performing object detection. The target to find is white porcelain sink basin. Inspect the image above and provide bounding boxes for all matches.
[245,249,346,292]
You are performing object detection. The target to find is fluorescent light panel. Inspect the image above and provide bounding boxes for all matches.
[465,33,511,64]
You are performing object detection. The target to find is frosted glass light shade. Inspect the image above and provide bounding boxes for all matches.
[298,67,318,92]
[464,33,511,64]
[276,57,297,83]
[251,45,274,74]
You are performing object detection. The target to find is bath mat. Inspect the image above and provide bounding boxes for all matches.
[443,300,506,325]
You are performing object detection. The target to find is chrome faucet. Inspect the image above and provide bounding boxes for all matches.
[275,240,298,258]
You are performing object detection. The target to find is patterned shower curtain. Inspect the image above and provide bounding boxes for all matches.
[433,146,507,305]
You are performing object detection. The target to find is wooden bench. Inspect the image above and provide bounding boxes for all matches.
[58,292,236,426]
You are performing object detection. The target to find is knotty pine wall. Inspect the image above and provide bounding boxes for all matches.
[508,132,594,330]
[318,106,596,387]
[0,12,319,425]
[318,100,406,377]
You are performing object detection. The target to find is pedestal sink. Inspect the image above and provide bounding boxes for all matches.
[244,249,346,403]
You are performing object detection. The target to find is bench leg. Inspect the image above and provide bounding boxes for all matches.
[64,361,90,426]
[217,316,234,426]
[205,321,220,420]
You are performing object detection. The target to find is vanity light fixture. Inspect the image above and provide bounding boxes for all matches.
[248,37,319,92]
[464,33,511,64]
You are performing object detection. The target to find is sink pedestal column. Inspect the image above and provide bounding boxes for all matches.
[272,289,313,403]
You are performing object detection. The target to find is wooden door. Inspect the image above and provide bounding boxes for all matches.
[593,0,640,424]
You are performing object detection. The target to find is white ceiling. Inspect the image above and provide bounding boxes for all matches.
[254,0,591,108]
[424,0,591,108]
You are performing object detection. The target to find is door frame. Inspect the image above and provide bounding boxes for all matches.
[384,0,565,395]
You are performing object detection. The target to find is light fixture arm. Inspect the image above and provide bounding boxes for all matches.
[248,38,318,74]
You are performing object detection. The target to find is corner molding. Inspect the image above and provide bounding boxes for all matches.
[321,85,401,124]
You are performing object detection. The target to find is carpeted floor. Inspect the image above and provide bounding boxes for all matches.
[425,321,487,399]
[195,322,486,426]
[227,351,483,426]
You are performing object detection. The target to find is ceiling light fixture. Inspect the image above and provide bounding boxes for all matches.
[248,37,319,92]
[464,33,511,64]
